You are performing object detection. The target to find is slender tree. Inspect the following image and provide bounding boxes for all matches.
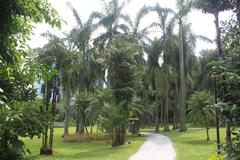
[176,0,192,131]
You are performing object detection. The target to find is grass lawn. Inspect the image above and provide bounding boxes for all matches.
[23,127,145,160]
[142,127,226,160]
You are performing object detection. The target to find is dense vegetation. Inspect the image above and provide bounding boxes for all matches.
[0,0,240,160]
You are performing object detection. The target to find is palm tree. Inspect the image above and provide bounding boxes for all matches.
[92,0,130,47]
[175,0,193,132]
[66,3,105,134]
[38,33,69,154]
[187,90,214,140]
[150,4,177,132]
[146,39,163,133]
[75,92,94,142]
[61,52,79,136]
[124,5,153,50]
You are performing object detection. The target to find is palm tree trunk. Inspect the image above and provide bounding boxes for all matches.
[164,70,169,132]
[236,0,240,26]
[80,113,85,134]
[206,119,210,141]
[82,111,90,142]
[75,109,80,133]
[226,120,232,154]
[214,11,223,59]
[90,124,93,134]
[179,20,187,131]
[41,81,51,154]
[64,80,71,136]
[75,111,85,135]
[155,74,160,133]
[64,112,69,136]
[160,100,164,127]
[173,79,179,130]
[49,77,59,151]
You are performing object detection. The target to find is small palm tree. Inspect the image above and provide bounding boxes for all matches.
[187,90,214,141]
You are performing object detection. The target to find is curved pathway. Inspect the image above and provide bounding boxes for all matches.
[129,132,176,160]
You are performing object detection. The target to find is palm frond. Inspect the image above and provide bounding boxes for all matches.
[66,2,83,27]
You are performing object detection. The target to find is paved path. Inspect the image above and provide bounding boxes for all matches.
[129,132,176,160]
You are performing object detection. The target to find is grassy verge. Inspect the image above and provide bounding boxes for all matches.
[141,127,226,160]
[23,127,145,160]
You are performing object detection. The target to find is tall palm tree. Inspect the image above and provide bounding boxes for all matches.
[66,3,105,134]
[150,4,177,132]
[146,39,163,133]
[175,0,192,131]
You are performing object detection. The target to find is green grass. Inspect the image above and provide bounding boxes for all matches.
[24,126,226,160]
[23,127,146,160]
[141,127,226,160]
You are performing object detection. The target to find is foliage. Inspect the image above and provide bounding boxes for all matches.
[0,0,61,159]
[0,0,61,64]
[193,0,234,14]
[0,100,47,160]
[227,129,240,160]
[187,90,214,140]
[187,90,214,125]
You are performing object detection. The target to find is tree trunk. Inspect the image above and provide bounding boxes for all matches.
[113,126,125,146]
[64,112,69,136]
[75,109,80,134]
[155,75,160,133]
[90,124,93,134]
[173,79,179,130]
[226,120,232,154]
[79,113,85,134]
[49,77,59,151]
[82,111,90,143]
[179,20,187,132]
[206,120,210,141]
[40,81,51,155]
[160,100,164,128]
[64,80,71,137]
[214,12,223,59]
[236,0,240,26]
[164,69,169,132]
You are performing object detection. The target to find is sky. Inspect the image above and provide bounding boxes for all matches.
[28,0,233,56]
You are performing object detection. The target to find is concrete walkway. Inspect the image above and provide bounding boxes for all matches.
[129,132,176,160]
